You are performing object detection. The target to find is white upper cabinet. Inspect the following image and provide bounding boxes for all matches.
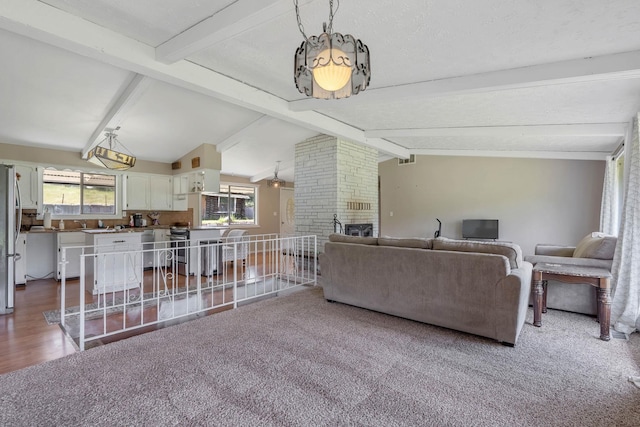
[126,173,176,211]
[125,174,150,210]
[172,174,189,211]
[150,175,172,211]
[15,164,39,209]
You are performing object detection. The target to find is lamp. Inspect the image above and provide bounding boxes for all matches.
[293,0,370,99]
[87,130,136,170]
[268,161,286,188]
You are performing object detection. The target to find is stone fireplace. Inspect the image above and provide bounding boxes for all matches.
[294,135,378,250]
[344,223,374,237]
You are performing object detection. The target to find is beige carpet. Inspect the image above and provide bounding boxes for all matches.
[1,286,639,426]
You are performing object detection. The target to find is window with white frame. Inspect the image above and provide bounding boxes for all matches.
[201,184,257,227]
[42,169,117,216]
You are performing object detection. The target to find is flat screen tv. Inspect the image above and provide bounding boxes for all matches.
[462,219,499,240]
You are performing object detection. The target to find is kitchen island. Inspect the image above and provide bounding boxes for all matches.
[84,230,143,295]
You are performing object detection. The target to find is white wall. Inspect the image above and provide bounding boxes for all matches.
[379,155,605,256]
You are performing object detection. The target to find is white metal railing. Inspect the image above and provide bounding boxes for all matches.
[59,234,317,350]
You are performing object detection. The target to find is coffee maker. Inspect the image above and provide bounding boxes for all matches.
[133,213,143,227]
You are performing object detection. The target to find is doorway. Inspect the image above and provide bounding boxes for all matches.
[279,188,294,236]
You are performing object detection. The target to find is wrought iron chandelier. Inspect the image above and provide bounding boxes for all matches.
[293,0,371,100]
[87,129,136,170]
[268,161,286,188]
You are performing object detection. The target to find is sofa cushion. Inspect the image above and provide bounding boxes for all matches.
[573,233,617,260]
[378,236,433,249]
[432,237,522,269]
[328,234,378,245]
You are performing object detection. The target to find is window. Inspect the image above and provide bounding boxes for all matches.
[201,184,257,227]
[43,169,116,216]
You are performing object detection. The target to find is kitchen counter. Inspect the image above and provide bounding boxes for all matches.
[24,225,172,233]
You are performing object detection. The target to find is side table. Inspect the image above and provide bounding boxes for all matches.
[532,262,612,341]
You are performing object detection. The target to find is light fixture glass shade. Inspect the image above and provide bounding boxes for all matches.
[295,32,370,100]
[86,132,136,170]
[268,161,286,187]
[312,48,351,91]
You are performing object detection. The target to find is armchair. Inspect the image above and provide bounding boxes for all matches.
[524,232,617,315]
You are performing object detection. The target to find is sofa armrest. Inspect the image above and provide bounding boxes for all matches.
[494,261,533,346]
[318,253,334,299]
[534,244,575,257]
[523,254,612,270]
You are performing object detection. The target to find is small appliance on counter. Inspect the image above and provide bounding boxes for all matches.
[133,213,143,227]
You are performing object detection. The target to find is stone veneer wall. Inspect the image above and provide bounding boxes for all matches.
[295,135,378,251]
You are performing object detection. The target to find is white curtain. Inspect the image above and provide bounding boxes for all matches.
[600,155,619,235]
[612,115,640,334]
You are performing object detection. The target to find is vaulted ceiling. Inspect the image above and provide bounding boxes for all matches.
[1,0,640,182]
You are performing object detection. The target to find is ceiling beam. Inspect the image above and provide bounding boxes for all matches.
[409,149,608,161]
[215,115,273,153]
[289,50,640,111]
[81,74,152,158]
[250,159,294,183]
[0,0,409,159]
[156,0,301,64]
[365,123,628,139]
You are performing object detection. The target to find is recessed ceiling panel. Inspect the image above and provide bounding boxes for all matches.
[0,28,131,150]
[221,120,318,182]
[190,0,640,101]
[321,78,640,130]
[114,80,264,163]
[40,0,235,46]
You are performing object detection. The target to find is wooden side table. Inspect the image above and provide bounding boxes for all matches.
[532,263,612,341]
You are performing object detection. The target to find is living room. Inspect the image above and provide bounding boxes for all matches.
[1,1,639,425]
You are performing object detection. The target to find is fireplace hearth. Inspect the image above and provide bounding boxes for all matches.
[345,223,374,237]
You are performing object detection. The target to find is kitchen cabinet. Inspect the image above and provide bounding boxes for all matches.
[126,173,175,211]
[26,233,55,280]
[125,174,150,210]
[187,169,220,193]
[56,231,86,280]
[172,175,189,211]
[85,231,143,295]
[15,233,27,285]
[150,176,173,211]
[15,164,39,209]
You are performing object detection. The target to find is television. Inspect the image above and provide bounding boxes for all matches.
[462,219,499,240]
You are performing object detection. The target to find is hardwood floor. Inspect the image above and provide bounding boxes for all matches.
[0,253,307,375]
[0,269,233,374]
[0,279,76,374]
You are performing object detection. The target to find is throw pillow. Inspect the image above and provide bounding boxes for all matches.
[573,233,617,260]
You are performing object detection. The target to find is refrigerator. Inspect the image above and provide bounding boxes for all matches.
[1,164,21,315]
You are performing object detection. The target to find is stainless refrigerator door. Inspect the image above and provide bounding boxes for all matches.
[0,164,16,314]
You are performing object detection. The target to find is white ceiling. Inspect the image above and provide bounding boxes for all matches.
[1,0,640,182]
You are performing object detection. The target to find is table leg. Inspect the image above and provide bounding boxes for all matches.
[597,280,611,341]
[533,272,544,327]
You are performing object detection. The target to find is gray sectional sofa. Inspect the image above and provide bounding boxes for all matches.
[319,234,533,346]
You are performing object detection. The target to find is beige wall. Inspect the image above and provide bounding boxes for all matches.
[172,143,222,173]
[379,156,605,256]
[0,142,171,174]
[219,174,288,236]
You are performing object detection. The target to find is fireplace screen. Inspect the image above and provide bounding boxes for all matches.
[345,223,373,237]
